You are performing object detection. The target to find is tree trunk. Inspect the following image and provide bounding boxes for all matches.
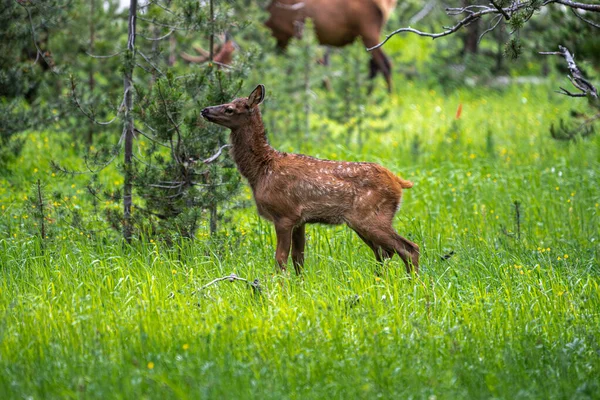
[461,0,480,55]
[87,0,96,145]
[123,0,137,243]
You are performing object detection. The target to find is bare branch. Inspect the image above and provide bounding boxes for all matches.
[367,0,599,52]
[490,0,511,20]
[194,273,262,294]
[137,29,175,41]
[556,0,600,12]
[571,8,600,28]
[275,1,305,10]
[540,45,598,99]
[203,144,231,164]
[85,50,124,59]
[368,6,505,51]
[478,14,503,44]
[409,0,436,24]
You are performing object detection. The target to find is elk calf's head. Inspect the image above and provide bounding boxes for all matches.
[202,85,419,275]
[201,85,265,130]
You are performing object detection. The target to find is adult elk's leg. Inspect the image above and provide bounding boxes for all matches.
[291,224,306,275]
[274,220,294,272]
[363,34,393,93]
[370,49,392,93]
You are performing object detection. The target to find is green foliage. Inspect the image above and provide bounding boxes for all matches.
[324,42,391,149]
[1,83,600,398]
[504,37,523,60]
[133,70,245,239]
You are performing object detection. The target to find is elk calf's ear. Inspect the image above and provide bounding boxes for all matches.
[248,84,265,108]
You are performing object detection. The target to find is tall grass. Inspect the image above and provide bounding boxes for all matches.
[1,81,599,399]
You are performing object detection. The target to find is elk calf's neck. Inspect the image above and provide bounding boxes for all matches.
[202,85,419,274]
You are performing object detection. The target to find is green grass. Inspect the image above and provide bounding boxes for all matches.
[1,81,600,399]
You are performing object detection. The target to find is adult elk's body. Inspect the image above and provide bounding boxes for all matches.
[201,85,419,274]
[265,0,397,92]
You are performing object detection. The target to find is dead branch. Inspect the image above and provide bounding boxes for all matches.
[138,28,175,41]
[275,1,305,11]
[409,1,436,24]
[570,8,600,28]
[194,273,262,294]
[368,0,600,51]
[203,144,231,164]
[478,14,503,44]
[85,50,124,59]
[556,0,600,12]
[540,45,598,99]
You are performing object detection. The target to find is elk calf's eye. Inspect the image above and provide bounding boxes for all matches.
[225,108,234,114]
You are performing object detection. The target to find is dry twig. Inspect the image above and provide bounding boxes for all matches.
[195,273,262,294]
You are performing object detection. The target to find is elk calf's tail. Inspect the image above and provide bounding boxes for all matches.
[398,177,413,189]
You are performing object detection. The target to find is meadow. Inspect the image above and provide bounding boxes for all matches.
[1,80,599,399]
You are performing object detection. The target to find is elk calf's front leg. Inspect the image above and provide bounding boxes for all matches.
[291,224,306,275]
[274,222,293,272]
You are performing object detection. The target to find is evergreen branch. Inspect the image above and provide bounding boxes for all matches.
[51,129,125,175]
[70,75,125,125]
[15,0,58,73]
[134,128,170,148]
[140,0,177,16]
[138,50,166,78]
[155,82,183,165]
[138,16,187,30]
[135,62,152,74]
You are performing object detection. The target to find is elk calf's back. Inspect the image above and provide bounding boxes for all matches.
[201,85,419,274]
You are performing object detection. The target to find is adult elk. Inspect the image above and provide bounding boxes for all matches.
[201,85,419,274]
[265,0,397,92]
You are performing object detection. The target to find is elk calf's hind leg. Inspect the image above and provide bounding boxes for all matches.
[392,233,419,274]
[357,225,419,275]
[291,224,306,275]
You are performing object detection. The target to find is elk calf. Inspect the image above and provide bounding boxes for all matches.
[202,85,419,274]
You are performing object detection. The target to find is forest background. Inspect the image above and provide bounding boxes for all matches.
[1,0,599,398]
